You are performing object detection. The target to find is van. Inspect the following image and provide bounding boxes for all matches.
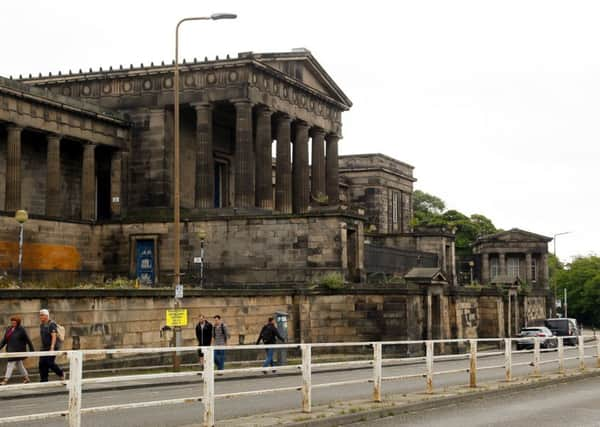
[544,318,579,346]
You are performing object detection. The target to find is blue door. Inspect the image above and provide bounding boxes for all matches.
[136,240,155,285]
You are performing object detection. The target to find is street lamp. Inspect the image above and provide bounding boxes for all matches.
[552,231,572,316]
[468,260,475,285]
[173,12,237,293]
[14,210,28,285]
[197,229,207,286]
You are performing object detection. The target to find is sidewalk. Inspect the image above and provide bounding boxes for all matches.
[213,368,600,427]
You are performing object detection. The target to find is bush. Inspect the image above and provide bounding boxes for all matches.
[318,273,345,290]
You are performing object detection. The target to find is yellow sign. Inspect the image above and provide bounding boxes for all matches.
[166,309,188,327]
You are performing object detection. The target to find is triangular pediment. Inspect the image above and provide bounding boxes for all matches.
[252,50,352,109]
[477,228,552,244]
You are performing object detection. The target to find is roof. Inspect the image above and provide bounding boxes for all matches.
[476,228,553,244]
[404,268,447,283]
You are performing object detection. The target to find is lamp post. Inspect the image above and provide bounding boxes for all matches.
[172,12,237,292]
[14,210,28,285]
[552,231,572,316]
[171,13,236,370]
[468,260,475,285]
[197,229,207,287]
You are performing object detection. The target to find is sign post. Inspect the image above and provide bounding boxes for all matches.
[166,308,187,370]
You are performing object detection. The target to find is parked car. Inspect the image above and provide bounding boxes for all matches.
[544,318,579,346]
[516,326,557,350]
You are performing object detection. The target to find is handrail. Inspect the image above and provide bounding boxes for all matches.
[0,335,597,426]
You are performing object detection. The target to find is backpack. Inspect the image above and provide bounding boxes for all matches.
[51,321,65,342]
[260,325,276,343]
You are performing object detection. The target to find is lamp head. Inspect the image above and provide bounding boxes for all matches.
[197,229,207,241]
[14,210,28,224]
[210,13,237,20]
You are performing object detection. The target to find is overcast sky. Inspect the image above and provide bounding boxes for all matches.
[2,0,597,261]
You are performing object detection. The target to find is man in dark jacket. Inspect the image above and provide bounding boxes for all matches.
[0,316,34,384]
[256,317,285,372]
[195,315,213,367]
[39,309,64,383]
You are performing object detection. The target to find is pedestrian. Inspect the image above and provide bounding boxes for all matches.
[256,317,285,373]
[38,309,64,382]
[195,314,213,367]
[212,315,230,371]
[0,316,34,384]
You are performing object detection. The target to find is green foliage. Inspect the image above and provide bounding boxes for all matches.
[318,272,345,290]
[412,190,498,255]
[555,255,600,326]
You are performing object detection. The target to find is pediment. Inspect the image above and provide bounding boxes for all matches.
[478,228,552,244]
[253,50,352,109]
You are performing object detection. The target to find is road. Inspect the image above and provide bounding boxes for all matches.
[1,345,597,426]
[348,374,600,426]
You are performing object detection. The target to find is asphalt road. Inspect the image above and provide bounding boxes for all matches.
[348,374,600,426]
[1,345,597,426]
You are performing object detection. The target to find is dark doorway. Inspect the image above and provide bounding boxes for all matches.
[347,228,358,282]
[214,160,229,208]
[96,147,112,220]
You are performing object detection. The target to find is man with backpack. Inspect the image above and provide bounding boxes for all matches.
[39,309,65,382]
[256,317,285,373]
[211,315,230,371]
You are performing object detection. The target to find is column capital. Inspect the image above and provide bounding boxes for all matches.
[6,124,23,133]
[294,120,310,130]
[310,127,326,138]
[275,113,292,124]
[232,99,253,108]
[255,104,273,116]
[326,133,341,141]
[46,133,63,142]
[189,101,213,111]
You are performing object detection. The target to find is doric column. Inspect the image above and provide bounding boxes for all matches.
[233,100,254,208]
[498,252,506,276]
[326,133,340,205]
[46,134,61,217]
[192,102,214,208]
[255,106,273,209]
[292,121,310,214]
[81,143,96,221]
[5,125,22,211]
[310,127,326,201]
[541,253,549,288]
[525,253,532,282]
[481,253,490,284]
[110,150,122,218]
[275,114,292,213]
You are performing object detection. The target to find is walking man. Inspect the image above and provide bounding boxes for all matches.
[212,315,230,371]
[39,309,64,382]
[195,315,213,368]
[256,317,285,373]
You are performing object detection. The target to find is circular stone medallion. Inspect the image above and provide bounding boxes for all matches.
[228,71,238,82]
[163,77,173,88]
[102,83,111,94]
[122,81,132,92]
[82,85,91,96]
[142,79,152,90]
[207,73,217,84]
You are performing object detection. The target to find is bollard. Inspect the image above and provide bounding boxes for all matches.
[578,335,585,371]
[372,342,382,402]
[425,341,434,394]
[504,338,512,382]
[203,347,215,427]
[301,344,312,413]
[596,337,600,369]
[532,337,540,376]
[469,340,477,388]
[68,351,83,427]
[558,337,565,374]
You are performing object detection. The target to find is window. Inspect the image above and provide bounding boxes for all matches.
[392,191,399,231]
[531,258,537,282]
[490,257,499,278]
[507,257,520,278]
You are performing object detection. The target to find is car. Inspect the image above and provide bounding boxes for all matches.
[516,326,557,350]
[544,318,579,346]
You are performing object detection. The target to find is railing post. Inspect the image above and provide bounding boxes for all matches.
[558,337,565,374]
[578,335,585,371]
[504,338,512,382]
[301,344,312,413]
[203,347,215,427]
[372,342,382,402]
[425,340,434,394]
[532,337,540,376]
[469,339,477,388]
[68,351,83,427]
[596,336,600,369]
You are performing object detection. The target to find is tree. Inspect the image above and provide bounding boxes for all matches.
[555,256,600,326]
[413,190,445,215]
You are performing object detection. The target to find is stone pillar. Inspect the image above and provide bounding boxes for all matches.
[498,252,506,276]
[110,150,122,218]
[292,121,310,214]
[525,253,532,282]
[192,102,214,208]
[481,253,490,284]
[5,125,22,211]
[81,143,96,221]
[255,106,273,209]
[45,134,62,217]
[325,133,340,205]
[275,114,292,213]
[233,100,254,208]
[541,253,549,288]
[310,128,326,201]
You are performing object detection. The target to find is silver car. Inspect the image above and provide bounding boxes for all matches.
[516,326,557,350]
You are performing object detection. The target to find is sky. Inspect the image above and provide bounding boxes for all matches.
[1,0,598,262]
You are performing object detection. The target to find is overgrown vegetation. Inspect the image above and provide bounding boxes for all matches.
[318,272,345,290]
[0,276,145,290]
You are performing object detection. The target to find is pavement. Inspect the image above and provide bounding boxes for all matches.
[1,344,598,426]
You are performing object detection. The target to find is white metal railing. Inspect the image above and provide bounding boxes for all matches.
[0,335,597,427]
